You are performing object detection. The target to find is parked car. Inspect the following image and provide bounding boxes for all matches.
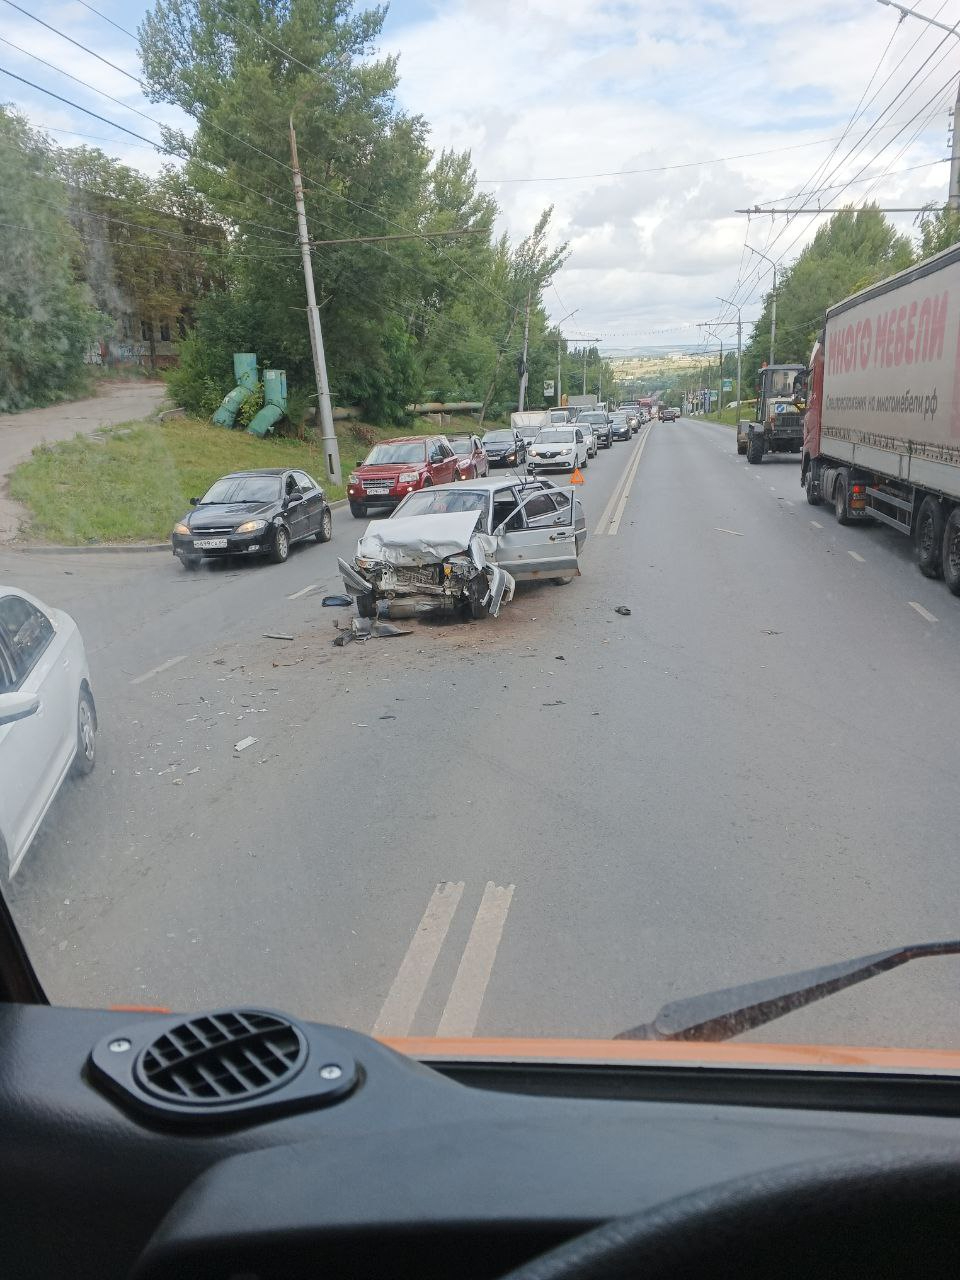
[447,434,489,479]
[0,587,96,878]
[480,428,527,469]
[347,436,458,517]
[338,477,587,618]
[659,406,681,422]
[527,427,588,473]
[172,468,332,567]
[610,413,632,442]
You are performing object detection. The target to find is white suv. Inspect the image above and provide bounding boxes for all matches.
[0,587,97,877]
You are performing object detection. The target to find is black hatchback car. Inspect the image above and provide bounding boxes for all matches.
[171,468,332,569]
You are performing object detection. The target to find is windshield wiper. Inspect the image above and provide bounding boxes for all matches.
[615,940,960,1041]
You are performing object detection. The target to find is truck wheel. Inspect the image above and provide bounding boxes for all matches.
[916,496,944,579]
[834,475,851,526]
[941,508,960,596]
[804,469,821,506]
[747,435,763,465]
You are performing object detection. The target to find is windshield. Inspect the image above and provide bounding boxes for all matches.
[395,489,488,517]
[200,476,280,504]
[362,441,426,464]
[4,0,960,1080]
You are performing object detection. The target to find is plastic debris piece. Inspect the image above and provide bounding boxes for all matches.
[542,700,565,707]
[614,605,632,616]
[263,632,294,641]
[234,736,258,752]
[321,594,352,607]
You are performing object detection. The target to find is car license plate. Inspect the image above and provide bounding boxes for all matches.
[365,485,390,495]
[194,537,228,549]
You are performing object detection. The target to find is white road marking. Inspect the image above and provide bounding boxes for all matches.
[287,583,317,600]
[811,520,823,529]
[909,601,939,623]
[593,425,650,536]
[437,882,515,1037]
[715,528,743,536]
[847,550,865,562]
[608,425,653,536]
[372,881,464,1037]
[130,654,186,686]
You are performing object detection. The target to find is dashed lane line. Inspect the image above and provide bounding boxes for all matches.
[847,550,865,562]
[371,881,464,1037]
[130,655,186,686]
[436,882,515,1037]
[909,601,939,623]
[288,583,317,600]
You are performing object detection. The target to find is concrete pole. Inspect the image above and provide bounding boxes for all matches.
[289,116,341,486]
[518,286,531,411]
[951,83,960,210]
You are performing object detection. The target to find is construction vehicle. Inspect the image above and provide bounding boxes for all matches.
[738,364,806,463]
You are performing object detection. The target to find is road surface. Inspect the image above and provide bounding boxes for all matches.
[0,380,167,540]
[3,416,959,1050]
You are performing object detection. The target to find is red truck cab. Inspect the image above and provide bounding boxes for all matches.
[347,435,458,519]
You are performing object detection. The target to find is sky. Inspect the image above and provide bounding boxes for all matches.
[2,0,959,353]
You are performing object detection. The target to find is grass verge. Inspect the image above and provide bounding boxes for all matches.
[10,413,480,544]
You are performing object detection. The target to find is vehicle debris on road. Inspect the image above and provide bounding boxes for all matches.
[263,632,294,641]
[234,736,258,752]
[321,594,352,607]
[615,605,632,616]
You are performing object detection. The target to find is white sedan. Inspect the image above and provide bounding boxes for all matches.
[0,587,96,878]
[526,427,589,473]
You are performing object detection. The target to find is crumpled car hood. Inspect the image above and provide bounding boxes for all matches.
[357,511,484,567]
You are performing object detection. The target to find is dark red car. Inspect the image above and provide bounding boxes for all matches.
[447,434,490,480]
[347,436,459,518]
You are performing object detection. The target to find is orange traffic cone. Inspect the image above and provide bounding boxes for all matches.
[570,467,585,485]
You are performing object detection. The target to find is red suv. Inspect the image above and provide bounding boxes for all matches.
[347,436,459,518]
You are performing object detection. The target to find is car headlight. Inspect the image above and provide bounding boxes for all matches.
[559,448,571,455]
[348,472,359,485]
[236,519,267,534]
[398,471,420,484]
[173,522,191,536]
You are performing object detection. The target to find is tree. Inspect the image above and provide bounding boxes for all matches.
[917,203,960,260]
[0,108,101,411]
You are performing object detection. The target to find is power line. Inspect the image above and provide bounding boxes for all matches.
[72,0,137,40]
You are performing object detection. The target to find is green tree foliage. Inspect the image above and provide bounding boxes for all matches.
[742,206,914,390]
[917,203,960,260]
[0,108,102,412]
[138,1,566,422]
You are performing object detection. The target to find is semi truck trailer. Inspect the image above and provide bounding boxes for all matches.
[803,241,960,595]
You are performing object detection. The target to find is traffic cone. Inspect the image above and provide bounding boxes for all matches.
[570,467,585,485]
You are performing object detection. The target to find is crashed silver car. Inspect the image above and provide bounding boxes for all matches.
[338,478,586,620]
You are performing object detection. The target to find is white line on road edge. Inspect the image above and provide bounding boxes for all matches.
[287,584,317,599]
[437,882,515,1037]
[593,426,650,537]
[372,881,464,1037]
[811,521,823,529]
[909,601,939,623]
[715,528,743,536]
[605,426,653,537]
[130,655,186,686]
[847,550,865,562]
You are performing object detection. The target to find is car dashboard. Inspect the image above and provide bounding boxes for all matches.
[4,1002,960,1279]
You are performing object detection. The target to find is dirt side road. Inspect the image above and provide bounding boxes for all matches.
[0,381,167,540]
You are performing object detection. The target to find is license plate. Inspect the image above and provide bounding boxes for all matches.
[194,537,228,550]
[365,485,390,495]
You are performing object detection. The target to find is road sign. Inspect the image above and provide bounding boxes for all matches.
[543,380,555,396]
[722,378,733,391]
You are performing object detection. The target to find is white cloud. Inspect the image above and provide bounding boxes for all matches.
[384,0,960,348]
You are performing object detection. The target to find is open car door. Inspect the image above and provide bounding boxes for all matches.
[490,485,579,581]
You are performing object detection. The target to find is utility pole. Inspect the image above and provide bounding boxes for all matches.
[583,345,588,394]
[555,308,578,409]
[748,245,777,365]
[518,286,531,411]
[717,296,742,416]
[289,112,341,486]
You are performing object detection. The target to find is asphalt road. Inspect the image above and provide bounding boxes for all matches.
[3,417,960,1050]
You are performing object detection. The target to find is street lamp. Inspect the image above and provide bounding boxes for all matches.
[717,295,742,417]
[747,245,777,365]
[574,338,601,395]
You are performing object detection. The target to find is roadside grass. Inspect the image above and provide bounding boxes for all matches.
[10,413,480,545]
[714,401,756,427]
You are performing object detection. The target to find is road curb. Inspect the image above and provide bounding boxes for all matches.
[3,498,350,555]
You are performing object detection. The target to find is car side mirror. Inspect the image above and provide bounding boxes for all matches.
[189,496,200,506]
[0,691,40,727]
